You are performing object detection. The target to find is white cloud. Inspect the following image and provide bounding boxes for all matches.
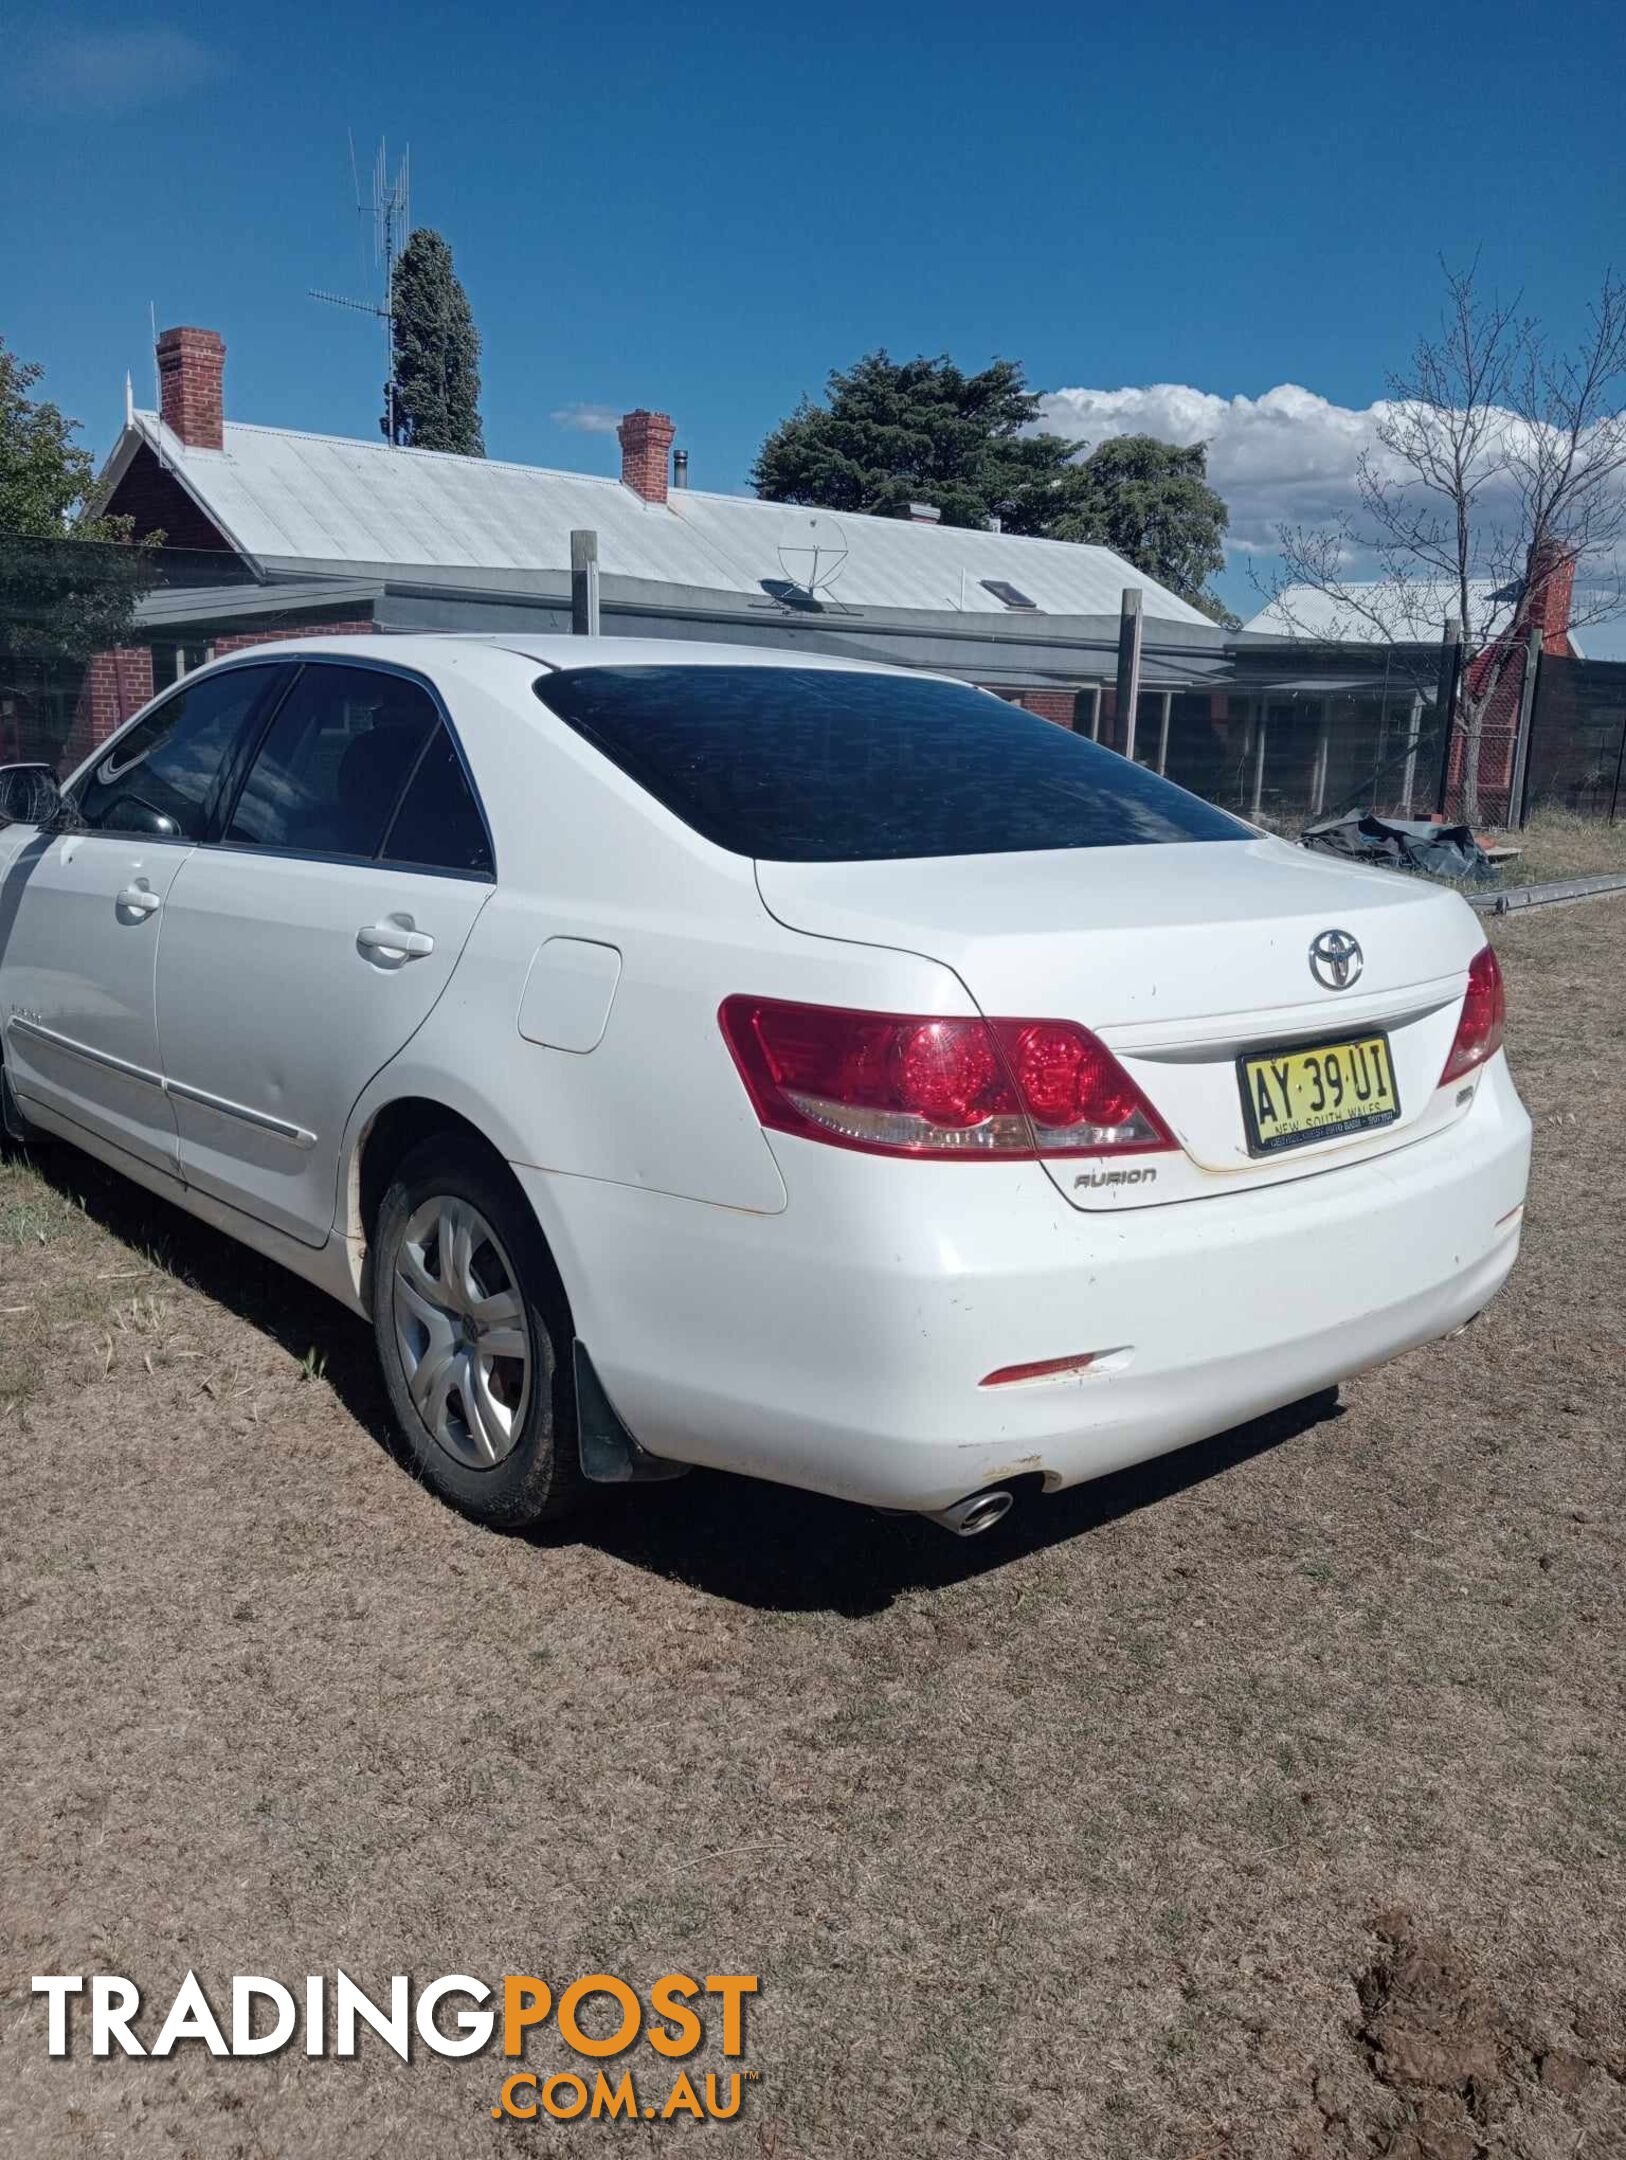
[1036,380,1626,637]
[14,26,225,113]
[551,402,621,435]
[1036,381,1395,555]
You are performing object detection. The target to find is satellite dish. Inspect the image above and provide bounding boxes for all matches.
[776,513,849,598]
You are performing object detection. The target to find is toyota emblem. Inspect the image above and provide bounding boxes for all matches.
[1309,928,1364,990]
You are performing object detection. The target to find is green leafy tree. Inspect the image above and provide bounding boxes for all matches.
[386,229,485,455]
[1,334,132,541]
[1,336,155,751]
[753,351,1233,617]
[753,351,1072,529]
[1025,436,1234,622]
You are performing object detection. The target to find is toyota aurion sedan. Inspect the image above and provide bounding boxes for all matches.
[0,637,1529,1534]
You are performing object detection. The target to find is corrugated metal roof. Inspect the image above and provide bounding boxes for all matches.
[124,412,1211,627]
[133,577,384,629]
[1242,580,1513,643]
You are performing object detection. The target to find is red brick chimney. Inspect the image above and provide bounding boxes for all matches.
[1523,539,1577,655]
[618,409,676,504]
[156,326,226,450]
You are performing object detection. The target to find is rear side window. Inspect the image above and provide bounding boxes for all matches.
[382,727,494,876]
[75,666,280,841]
[534,665,1248,862]
[227,665,437,858]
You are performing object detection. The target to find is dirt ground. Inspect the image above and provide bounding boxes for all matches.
[1,899,1623,2160]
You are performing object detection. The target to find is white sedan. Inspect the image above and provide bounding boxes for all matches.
[0,637,1529,1535]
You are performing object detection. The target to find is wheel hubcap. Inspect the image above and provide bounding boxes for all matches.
[392,1196,531,1469]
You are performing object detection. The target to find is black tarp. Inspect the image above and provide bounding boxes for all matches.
[1300,810,1497,884]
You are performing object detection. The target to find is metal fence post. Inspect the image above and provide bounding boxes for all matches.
[1400,690,1423,816]
[570,529,599,636]
[1507,624,1543,829]
[1311,700,1331,817]
[1432,617,1463,818]
[1115,589,1144,763]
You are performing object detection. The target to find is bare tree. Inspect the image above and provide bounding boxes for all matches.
[1266,262,1626,820]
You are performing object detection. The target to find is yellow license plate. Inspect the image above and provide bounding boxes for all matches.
[1238,1033,1400,1156]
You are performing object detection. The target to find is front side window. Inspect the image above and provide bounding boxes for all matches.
[534,665,1251,863]
[75,666,281,841]
[227,665,438,859]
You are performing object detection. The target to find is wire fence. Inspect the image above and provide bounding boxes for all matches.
[1521,655,1626,823]
[0,648,86,768]
[0,537,258,773]
[1116,640,1626,833]
[1095,680,1458,833]
[0,619,1472,832]
[4,533,1624,833]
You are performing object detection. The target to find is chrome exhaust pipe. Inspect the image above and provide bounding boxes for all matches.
[926,1488,1015,1538]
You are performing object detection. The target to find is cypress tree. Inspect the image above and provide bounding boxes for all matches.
[386,229,485,456]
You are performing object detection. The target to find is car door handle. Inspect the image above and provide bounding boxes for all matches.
[356,920,435,962]
[116,884,162,918]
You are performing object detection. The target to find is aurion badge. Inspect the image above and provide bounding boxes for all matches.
[1309,928,1363,990]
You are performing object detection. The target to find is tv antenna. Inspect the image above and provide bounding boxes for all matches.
[776,513,849,599]
[310,136,412,444]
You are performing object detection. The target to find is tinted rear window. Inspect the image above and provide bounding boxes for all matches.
[534,665,1248,862]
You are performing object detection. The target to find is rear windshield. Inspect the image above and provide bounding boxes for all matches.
[534,665,1248,863]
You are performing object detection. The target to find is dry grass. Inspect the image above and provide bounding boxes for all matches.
[1,901,1623,2158]
[1490,806,1626,885]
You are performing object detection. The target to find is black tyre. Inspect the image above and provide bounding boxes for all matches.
[370,1135,582,1527]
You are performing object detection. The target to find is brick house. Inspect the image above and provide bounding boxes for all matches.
[74,324,1222,764]
[65,325,1565,825]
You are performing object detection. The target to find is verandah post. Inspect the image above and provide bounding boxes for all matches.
[1115,589,1144,763]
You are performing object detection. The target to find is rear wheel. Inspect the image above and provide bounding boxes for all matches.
[371,1136,581,1527]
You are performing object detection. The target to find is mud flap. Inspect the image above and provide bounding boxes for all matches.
[1,1059,45,1145]
[574,1342,689,1484]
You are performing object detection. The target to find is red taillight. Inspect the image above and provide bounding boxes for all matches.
[896,1019,1001,1128]
[1440,944,1506,1085]
[1000,1020,1144,1133]
[718,996,1176,1160]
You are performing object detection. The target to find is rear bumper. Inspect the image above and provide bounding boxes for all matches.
[517,1057,1531,1512]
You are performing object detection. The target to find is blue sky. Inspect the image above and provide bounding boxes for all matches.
[5,0,1625,631]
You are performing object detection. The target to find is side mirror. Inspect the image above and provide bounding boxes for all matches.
[0,763,63,827]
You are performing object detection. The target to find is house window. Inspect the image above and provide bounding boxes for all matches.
[162,642,213,684]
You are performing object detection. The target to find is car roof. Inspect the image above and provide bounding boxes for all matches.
[200,631,923,678]
[485,633,917,675]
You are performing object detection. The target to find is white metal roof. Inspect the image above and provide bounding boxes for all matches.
[1243,580,1516,643]
[116,412,1211,626]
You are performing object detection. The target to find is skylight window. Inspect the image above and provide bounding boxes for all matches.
[981,579,1038,611]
